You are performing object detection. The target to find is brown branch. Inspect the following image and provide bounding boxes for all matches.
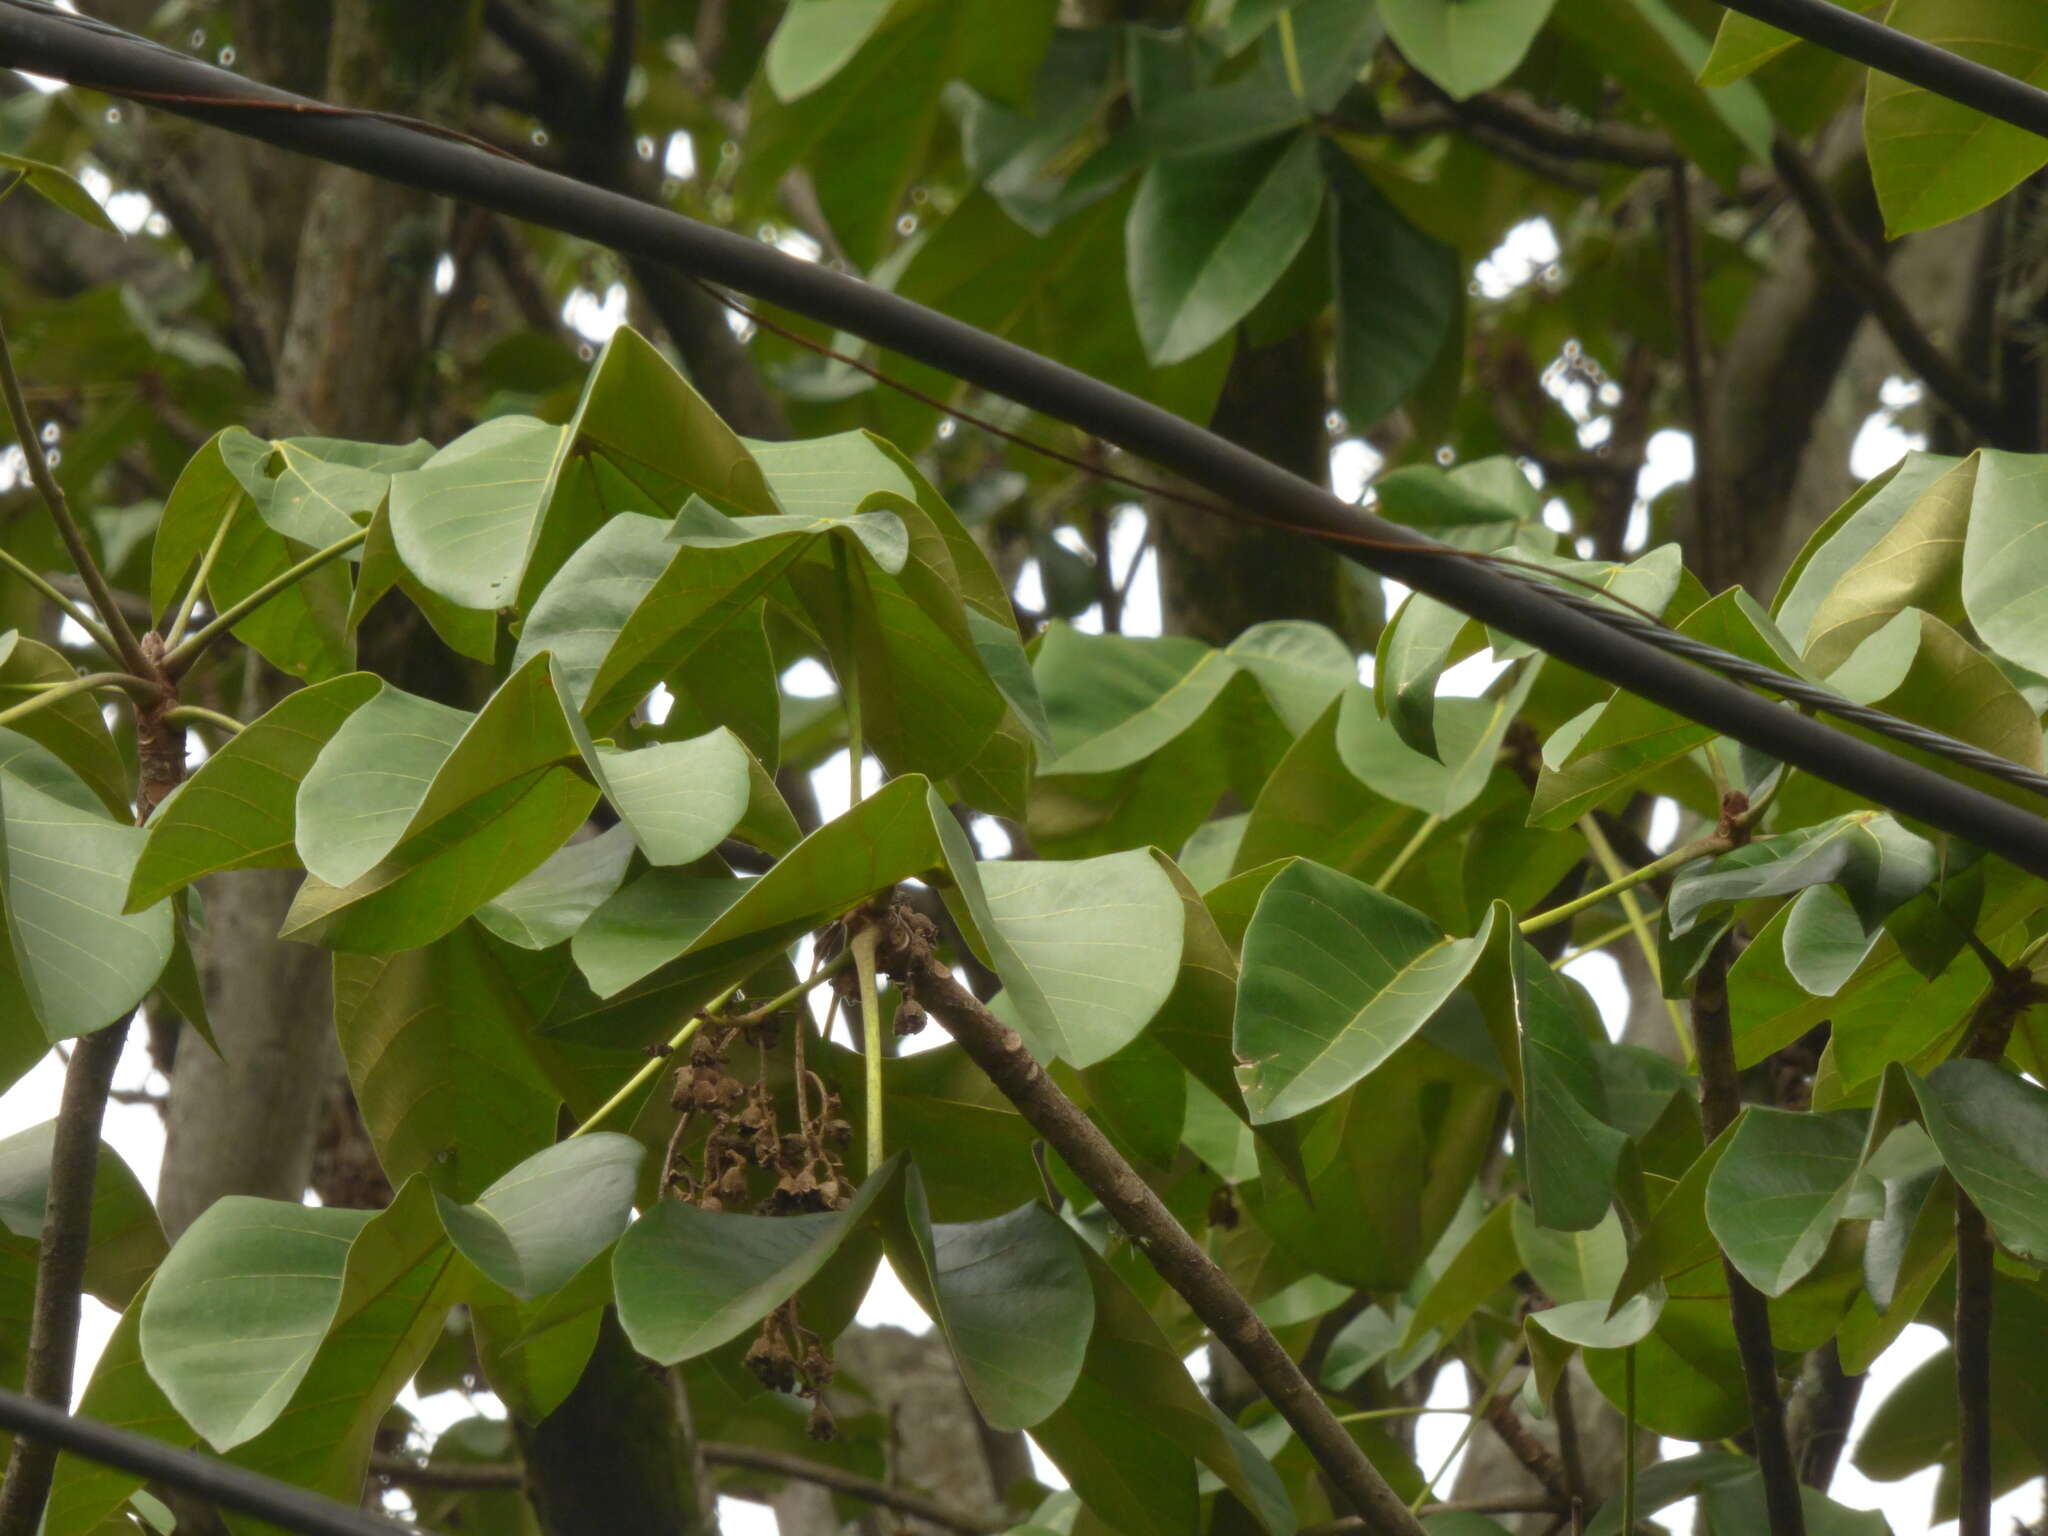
[1770,137,2010,446]
[1482,1392,1574,1506]
[1382,104,1600,193]
[371,1443,1009,1534]
[0,1022,131,1536]
[1398,90,1677,168]
[1693,937,1805,1536]
[597,0,636,129]
[873,906,1428,1536]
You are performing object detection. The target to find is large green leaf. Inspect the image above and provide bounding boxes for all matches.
[1235,859,1495,1122]
[613,1157,904,1364]
[886,1172,1094,1430]
[390,327,777,612]
[293,683,473,886]
[1780,451,1970,670]
[1235,694,1412,879]
[1865,0,2048,234]
[1381,0,1557,98]
[475,823,636,950]
[0,747,174,1042]
[1339,671,1535,821]
[0,1121,164,1308]
[436,1134,642,1301]
[1909,1059,2048,1263]
[1127,129,1324,364]
[762,0,904,100]
[141,1196,376,1450]
[0,148,120,232]
[127,673,381,910]
[1328,149,1461,430]
[596,729,753,866]
[470,1253,613,1422]
[1502,925,1628,1231]
[1374,589,1473,762]
[1700,2,1879,85]
[1031,1242,1293,1536]
[1703,1108,1866,1295]
[1036,624,1237,775]
[334,923,587,1201]
[976,849,1184,1067]
[1399,1196,1520,1351]
[1962,447,2048,678]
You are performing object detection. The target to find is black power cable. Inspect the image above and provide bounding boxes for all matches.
[0,1385,415,1536]
[2,1,2048,873]
[1713,0,2048,139]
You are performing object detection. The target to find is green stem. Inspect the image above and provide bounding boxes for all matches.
[730,948,855,1025]
[0,671,156,731]
[853,925,885,1177]
[1579,816,1694,1058]
[162,704,245,737]
[0,311,151,677]
[1375,813,1441,891]
[162,526,368,676]
[1519,833,1726,937]
[1276,10,1307,99]
[1411,1350,1518,1513]
[1550,918,1642,970]
[1334,1406,1476,1425]
[0,545,118,657]
[570,983,741,1139]
[163,501,240,649]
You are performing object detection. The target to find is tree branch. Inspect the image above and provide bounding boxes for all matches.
[1298,1496,1573,1536]
[1693,936,1805,1536]
[873,905,1428,1536]
[597,0,636,129]
[0,310,152,678]
[1397,90,1677,168]
[1770,136,2010,445]
[0,1022,130,1536]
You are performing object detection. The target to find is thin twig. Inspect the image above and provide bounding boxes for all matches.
[874,906,1429,1536]
[0,545,118,656]
[0,313,151,678]
[161,704,245,737]
[1693,937,1805,1536]
[1519,832,1727,936]
[163,499,238,649]
[0,671,157,731]
[1770,136,2009,445]
[0,1021,130,1536]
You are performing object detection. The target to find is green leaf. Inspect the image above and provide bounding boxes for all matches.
[1865,0,2048,234]
[1962,447,2048,678]
[1667,810,1937,937]
[293,683,473,887]
[0,1121,165,1308]
[0,150,120,232]
[1698,1,1879,85]
[127,674,381,911]
[1375,590,1472,761]
[141,1196,376,1450]
[1328,147,1461,429]
[597,729,753,866]
[474,823,636,950]
[1127,130,1324,365]
[1704,1107,1866,1295]
[1037,624,1238,775]
[391,327,776,612]
[887,1172,1093,1430]
[763,0,906,99]
[1507,931,1629,1231]
[573,774,944,998]
[0,635,130,819]
[1221,621,1355,735]
[1548,0,1771,187]
[976,849,1184,1067]
[1031,1242,1292,1536]
[1235,859,1495,1123]
[1909,1059,2048,1263]
[470,1254,613,1422]
[0,748,174,1042]
[436,1134,642,1301]
[614,1157,905,1364]
[1781,883,1880,997]
[1794,453,1974,673]
[1236,695,1412,879]
[1339,672,1535,821]
[1611,1127,1734,1314]
[1399,1196,1519,1351]
[1380,0,1558,98]
[335,924,587,1200]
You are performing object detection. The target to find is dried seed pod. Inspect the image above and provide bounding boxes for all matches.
[805,1398,837,1441]
[893,997,927,1036]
